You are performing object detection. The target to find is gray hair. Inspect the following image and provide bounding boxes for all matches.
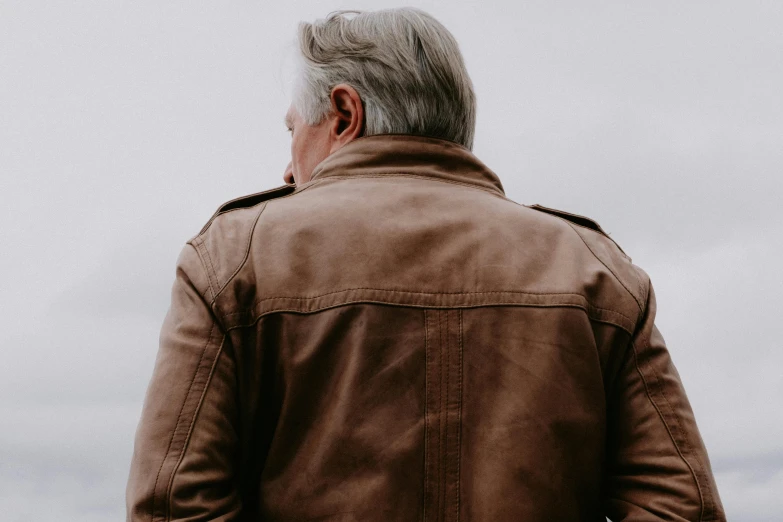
[294,8,476,150]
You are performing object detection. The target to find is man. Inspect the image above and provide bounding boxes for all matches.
[127,8,725,521]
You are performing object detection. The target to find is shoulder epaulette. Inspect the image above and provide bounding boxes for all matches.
[528,204,607,234]
[216,183,296,213]
[197,183,296,236]
[527,203,630,260]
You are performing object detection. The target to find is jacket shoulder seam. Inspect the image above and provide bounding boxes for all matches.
[208,201,269,306]
[191,182,322,303]
[513,200,645,309]
[561,220,644,314]
[527,204,630,258]
[189,236,218,301]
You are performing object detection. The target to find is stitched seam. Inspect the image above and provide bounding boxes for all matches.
[165,333,226,522]
[630,336,706,521]
[423,310,429,522]
[655,375,711,521]
[209,202,267,305]
[192,238,216,300]
[442,309,451,518]
[631,268,648,312]
[224,301,636,337]
[567,219,641,312]
[149,321,215,522]
[436,310,448,519]
[199,207,254,237]
[456,309,462,522]
[223,289,633,322]
[197,181,323,299]
[232,288,591,301]
[643,340,712,520]
[190,238,218,300]
[311,172,505,198]
[562,220,644,313]
[200,239,221,294]
[444,310,450,520]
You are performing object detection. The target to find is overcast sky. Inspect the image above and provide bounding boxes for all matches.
[1,1,781,520]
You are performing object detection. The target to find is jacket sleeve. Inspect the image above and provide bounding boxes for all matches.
[603,280,725,522]
[127,243,242,521]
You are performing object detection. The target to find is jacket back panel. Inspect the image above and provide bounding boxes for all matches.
[212,175,637,520]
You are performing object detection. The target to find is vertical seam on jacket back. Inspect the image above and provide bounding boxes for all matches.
[437,310,444,520]
[444,309,451,521]
[423,309,429,522]
[456,309,463,522]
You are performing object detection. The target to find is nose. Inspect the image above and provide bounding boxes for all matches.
[283,162,295,185]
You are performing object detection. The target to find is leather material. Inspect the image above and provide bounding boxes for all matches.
[127,134,725,521]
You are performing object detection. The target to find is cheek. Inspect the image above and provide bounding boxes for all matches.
[291,134,303,166]
[291,123,331,180]
[291,132,314,179]
[295,130,323,164]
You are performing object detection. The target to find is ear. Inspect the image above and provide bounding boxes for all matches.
[328,83,364,153]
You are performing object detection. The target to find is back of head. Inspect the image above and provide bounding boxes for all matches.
[295,8,476,150]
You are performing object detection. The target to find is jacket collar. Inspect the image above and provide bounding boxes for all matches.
[306,134,505,196]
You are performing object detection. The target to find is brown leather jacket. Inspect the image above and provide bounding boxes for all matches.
[127,135,725,521]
